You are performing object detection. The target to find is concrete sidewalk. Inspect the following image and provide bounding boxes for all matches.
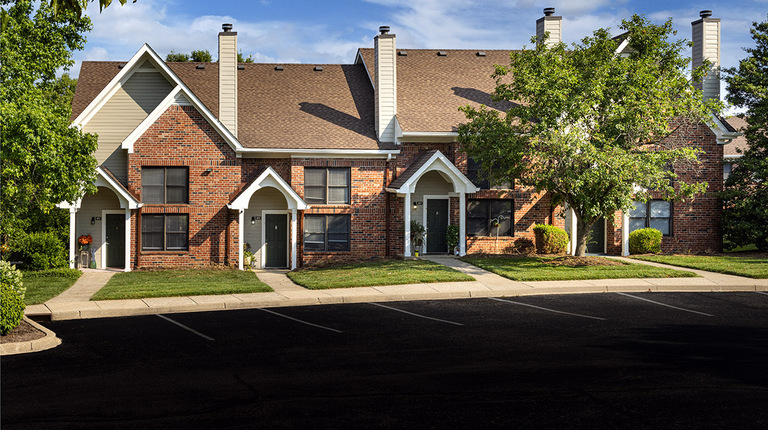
[25,257,768,321]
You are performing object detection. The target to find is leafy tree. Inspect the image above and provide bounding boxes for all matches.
[238,50,254,63]
[722,16,768,251]
[1,1,98,243]
[47,0,135,17]
[165,50,190,62]
[191,49,212,62]
[458,15,718,256]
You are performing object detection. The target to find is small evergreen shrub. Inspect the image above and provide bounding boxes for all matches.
[1,283,26,335]
[533,224,569,255]
[14,232,68,271]
[629,228,663,254]
[446,225,460,252]
[1,260,25,299]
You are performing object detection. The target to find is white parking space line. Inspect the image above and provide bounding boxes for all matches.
[256,308,343,333]
[156,314,215,341]
[489,297,607,321]
[756,292,768,297]
[369,303,464,326]
[615,293,714,317]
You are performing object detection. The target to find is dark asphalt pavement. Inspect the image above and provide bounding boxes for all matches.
[3,292,768,429]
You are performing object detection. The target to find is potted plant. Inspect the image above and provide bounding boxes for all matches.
[410,221,426,257]
[243,242,254,268]
[78,234,93,252]
[446,224,459,255]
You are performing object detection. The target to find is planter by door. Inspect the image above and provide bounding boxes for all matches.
[426,199,448,253]
[265,214,288,268]
[105,214,125,268]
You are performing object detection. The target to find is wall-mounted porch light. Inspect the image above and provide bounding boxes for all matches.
[251,216,256,225]
[91,217,96,225]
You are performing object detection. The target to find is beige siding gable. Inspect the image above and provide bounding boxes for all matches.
[83,70,174,182]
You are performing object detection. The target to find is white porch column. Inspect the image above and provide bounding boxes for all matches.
[238,209,244,270]
[124,209,132,272]
[569,207,578,255]
[69,208,77,269]
[459,191,467,256]
[621,211,630,256]
[291,209,298,270]
[404,193,412,257]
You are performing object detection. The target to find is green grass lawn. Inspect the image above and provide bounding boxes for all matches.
[92,269,272,300]
[462,256,697,282]
[22,269,82,305]
[287,259,474,289]
[632,255,768,279]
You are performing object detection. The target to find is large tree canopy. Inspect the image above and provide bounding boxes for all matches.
[458,15,719,256]
[722,16,768,251]
[1,0,98,240]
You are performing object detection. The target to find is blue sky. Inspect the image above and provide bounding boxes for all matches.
[74,0,767,110]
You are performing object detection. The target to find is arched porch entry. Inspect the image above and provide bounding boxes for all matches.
[58,167,141,271]
[228,167,309,270]
[385,150,478,257]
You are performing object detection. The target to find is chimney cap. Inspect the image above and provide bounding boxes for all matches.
[379,26,390,35]
[543,7,555,17]
[222,23,233,32]
[699,10,712,18]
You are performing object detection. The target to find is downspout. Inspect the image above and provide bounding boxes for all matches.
[225,209,230,266]
[384,154,391,256]
[136,210,142,269]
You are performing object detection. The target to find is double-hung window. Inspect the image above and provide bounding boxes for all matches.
[629,200,672,236]
[142,214,189,251]
[142,167,189,204]
[467,158,490,189]
[304,168,350,204]
[467,199,513,237]
[304,215,350,252]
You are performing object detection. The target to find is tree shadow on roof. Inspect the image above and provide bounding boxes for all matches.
[451,87,518,112]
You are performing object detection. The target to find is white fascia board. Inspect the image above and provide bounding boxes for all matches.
[122,86,182,153]
[724,154,743,159]
[397,131,459,143]
[391,150,478,194]
[708,113,742,145]
[615,37,631,57]
[95,167,141,209]
[237,148,400,159]
[228,166,309,211]
[56,198,82,210]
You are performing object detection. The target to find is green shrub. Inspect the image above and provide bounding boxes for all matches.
[629,228,662,254]
[0,260,25,299]
[1,283,26,335]
[533,224,569,254]
[13,231,68,271]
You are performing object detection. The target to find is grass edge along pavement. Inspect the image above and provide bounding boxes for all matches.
[22,269,82,305]
[462,255,698,282]
[287,259,474,289]
[632,255,768,279]
[91,269,272,300]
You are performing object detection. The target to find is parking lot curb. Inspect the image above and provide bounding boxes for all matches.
[1,317,62,356]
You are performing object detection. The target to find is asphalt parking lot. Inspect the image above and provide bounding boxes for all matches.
[4,292,768,429]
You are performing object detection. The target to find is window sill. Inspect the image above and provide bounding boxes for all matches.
[303,251,351,254]
[140,250,190,254]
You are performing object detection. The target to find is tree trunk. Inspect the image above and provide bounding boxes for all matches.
[574,216,595,257]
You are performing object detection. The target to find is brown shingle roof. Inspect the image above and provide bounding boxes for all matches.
[723,116,749,156]
[359,48,516,132]
[72,60,390,150]
[388,149,438,190]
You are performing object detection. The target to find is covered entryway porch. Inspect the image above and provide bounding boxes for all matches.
[228,167,309,270]
[386,150,478,257]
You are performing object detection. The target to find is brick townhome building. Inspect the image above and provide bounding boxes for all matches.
[63,9,739,271]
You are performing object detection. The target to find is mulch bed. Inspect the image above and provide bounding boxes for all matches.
[0,319,45,344]
[541,256,625,267]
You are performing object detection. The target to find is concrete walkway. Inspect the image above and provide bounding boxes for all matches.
[24,256,768,322]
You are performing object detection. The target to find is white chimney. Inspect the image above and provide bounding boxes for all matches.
[536,7,562,47]
[374,26,397,143]
[692,10,720,101]
[219,23,238,137]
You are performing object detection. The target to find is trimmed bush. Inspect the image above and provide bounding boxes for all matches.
[13,231,68,271]
[629,228,662,254]
[1,283,26,335]
[533,224,569,255]
[446,225,460,252]
[1,260,25,299]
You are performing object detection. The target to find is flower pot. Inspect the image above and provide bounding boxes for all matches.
[81,244,90,252]
[414,250,419,257]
